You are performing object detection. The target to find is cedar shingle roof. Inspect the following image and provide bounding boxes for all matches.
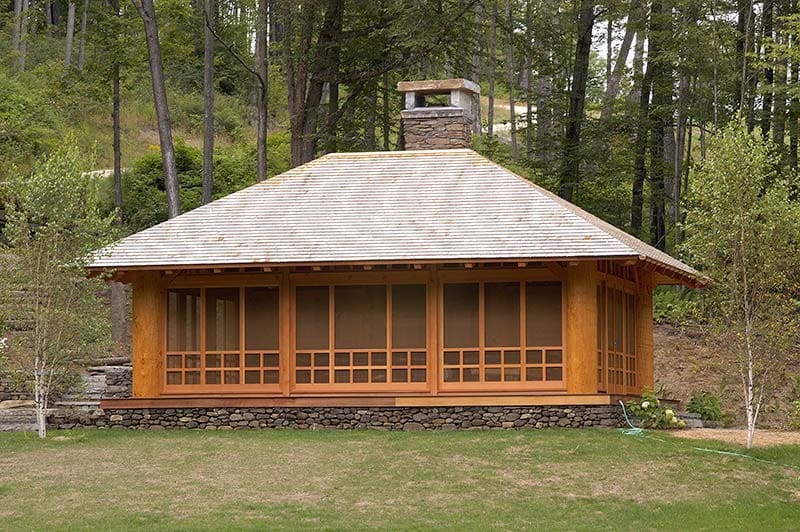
[90,149,703,285]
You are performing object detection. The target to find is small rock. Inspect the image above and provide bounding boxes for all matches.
[402,422,424,431]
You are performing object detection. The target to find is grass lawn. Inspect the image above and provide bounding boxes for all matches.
[1,428,799,531]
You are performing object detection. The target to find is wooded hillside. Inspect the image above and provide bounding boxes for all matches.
[4,0,799,255]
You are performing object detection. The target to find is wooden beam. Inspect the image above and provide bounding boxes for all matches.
[636,267,655,391]
[565,261,598,395]
[100,393,620,410]
[131,272,164,398]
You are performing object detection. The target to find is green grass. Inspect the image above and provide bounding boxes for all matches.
[1,428,799,530]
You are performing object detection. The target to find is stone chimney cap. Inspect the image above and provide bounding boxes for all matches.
[397,78,480,95]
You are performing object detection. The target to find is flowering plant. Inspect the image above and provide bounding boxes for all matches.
[627,390,686,429]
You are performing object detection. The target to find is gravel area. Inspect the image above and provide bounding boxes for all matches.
[671,428,800,447]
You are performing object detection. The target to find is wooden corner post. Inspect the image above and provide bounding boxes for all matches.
[565,261,598,394]
[636,267,655,392]
[131,272,165,398]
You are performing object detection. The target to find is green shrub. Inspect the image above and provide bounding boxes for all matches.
[120,133,292,232]
[687,391,723,421]
[653,287,705,325]
[0,74,62,176]
[786,401,800,430]
[626,390,686,429]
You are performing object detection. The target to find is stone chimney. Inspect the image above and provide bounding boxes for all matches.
[397,78,480,150]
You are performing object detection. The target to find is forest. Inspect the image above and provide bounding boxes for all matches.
[2,0,800,435]
[2,0,799,251]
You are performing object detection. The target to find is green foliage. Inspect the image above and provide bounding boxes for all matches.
[0,75,63,177]
[653,287,705,325]
[0,143,117,430]
[683,120,800,437]
[120,132,292,231]
[785,376,800,430]
[688,391,723,421]
[627,390,686,429]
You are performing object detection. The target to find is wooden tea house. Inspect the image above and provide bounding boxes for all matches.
[90,79,704,412]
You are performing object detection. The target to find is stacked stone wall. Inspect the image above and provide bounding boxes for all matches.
[403,115,472,150]
[49,405,623,431]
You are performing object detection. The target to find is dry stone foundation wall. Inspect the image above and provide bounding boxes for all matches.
[403,114,473,150]
[49,405,623,431]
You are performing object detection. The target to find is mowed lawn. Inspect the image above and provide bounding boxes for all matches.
[1,428,799,531]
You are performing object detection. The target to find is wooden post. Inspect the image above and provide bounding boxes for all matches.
[280,271,291,396]
[131,272,164,398]
[636,267,655,392]
[565,261,598,394]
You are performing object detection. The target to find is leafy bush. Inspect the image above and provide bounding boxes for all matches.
[653,287,705,325]
[687,391,723,421]
[785,376,800,430]
[786,401,800,430]
[0,74,62,175]
[626,390,686,429]
[120,133,291,232]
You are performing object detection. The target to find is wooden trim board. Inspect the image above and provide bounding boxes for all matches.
[100,394,631,409]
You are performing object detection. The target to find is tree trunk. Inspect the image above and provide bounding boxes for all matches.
[631,47,653,236]
[790,59,799,171]
[487,0,497,138]
[11,0,23,60]
[472,0,483,84]
[524,0,533,159]
[254,0,268,181]
[628,28,644,107]
[364,81,378,150]
[558,0,594,201]
[761,0,774,140]
[735,0,747,112]
[112,0,122,220]
[133,0,181,218]
[64,2,76,73]
[382,71,390,150]
[774,3,787,162]
[77,0,90,72]
[601,2,637,121]
[18,0,29,71]
[647,0,670,251]
[201,0,215,203]
[286,0,344,167]
[506,0,517,159]
[673,74,690,245]
[34,367,47,439]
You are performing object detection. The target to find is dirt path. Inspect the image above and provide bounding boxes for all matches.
[671,428,800,447]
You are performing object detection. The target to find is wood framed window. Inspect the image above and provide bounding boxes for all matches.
[164,286,280,393]
[597,281,638,395]
[440,281,564,391]
[293,283,428,391]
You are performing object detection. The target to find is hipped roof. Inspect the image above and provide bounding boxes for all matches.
[90,149,704,286]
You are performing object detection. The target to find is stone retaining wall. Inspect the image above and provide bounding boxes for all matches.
[48,405,623,431]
